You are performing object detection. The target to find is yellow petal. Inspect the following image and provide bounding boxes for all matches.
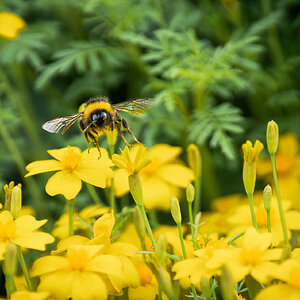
[47,146,81,161]
[128,285,157,300]
[242,227,272,251]
[0,210,13,223]
[25,160,62,177]
[79,205,109,220]
[255,283,300,300]
[142,177,179,210]
[12,232,54,250]
[31,256,70,277]
[113,169,129,197]
[86,255,123,277]
[45,170,82,200]
[81,147,112,166]
[157,164,194,187]
[251,261,278,284]
[0,12,26,39]
[14,215,47,232]
[149,144,182,164]
[10,291,49,300]
[51,235,90,255]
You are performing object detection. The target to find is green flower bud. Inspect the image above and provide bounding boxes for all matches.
[128,173,143,206]
[156,234,166,265]
[267,120,279,155]
[3,243,17,275]
[170,197,181,224]
[133,206,145,240]
[187,144,202,178]
[219,266,234,300]
[186,183,195,203]
[263,184,272,211]
[11,185,22,219]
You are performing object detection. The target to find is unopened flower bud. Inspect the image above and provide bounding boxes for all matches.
[187,144,202,178]
[219,266,234,300]
[200,276,211,299]
[3,243,17,275]
[170,197,181,224]
[133,206,145,240]
[128,173,143,206]
[11,185,22,219]
[4,181,15,210]
[186,184,195,203]
[263,184,272,211]
[156,234,166,265]
[266,120,279,155]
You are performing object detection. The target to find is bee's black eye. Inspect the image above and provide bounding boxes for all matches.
[92,111,107,122]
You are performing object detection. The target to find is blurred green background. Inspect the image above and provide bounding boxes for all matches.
[1,0,300,220]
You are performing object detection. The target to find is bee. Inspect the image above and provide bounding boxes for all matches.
[42,96,154,156]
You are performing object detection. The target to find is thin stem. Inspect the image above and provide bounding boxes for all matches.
[194,177,202,215]
[86,183,104,205]
[191,285,198,300]
[17,246,33,291]
[270,154,289,244]
[266,210,271,233]
[5,273,16,298]
[177,223,187,259]
[67,199,75,236]
[188,202,198,250]
[138,204,157,250]
[247,193,258,229]
[158,285,163,300]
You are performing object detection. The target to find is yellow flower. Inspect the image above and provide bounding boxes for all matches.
[0,210,54,259]
[0,12,26,40]
[31,244,124,300]
[228,193,300,246]
[255,259,300,300]
[209,227,282,283]
[25,146,113,200]
[114,144,195,210]
[242,140,263,195]
[257,133,300,209]
[52,205,110,239]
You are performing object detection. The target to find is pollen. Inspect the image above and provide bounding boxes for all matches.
[240,248,261,266]
[61,147,82,172]
[291,268,300,289]
[67,248,89,272]
[0,219,16,241]
[136,263,153,286]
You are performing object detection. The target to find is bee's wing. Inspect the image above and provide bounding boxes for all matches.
[42,113,83,135]
[112,98,155,116]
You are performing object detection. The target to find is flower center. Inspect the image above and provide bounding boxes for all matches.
[67,248,89,271]
[0,219,16,241]
[275,155,292,176]
[141,158,159,177]
[137,264,153,286]
[61,148,81,172]
[291,268,300,289]
[240,248,261,266]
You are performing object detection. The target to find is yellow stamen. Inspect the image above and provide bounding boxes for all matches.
[61,147,81,172]
[240,248,261,266]
[67,248,89,271]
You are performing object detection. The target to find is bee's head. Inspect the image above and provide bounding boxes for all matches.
[91,110,111,128]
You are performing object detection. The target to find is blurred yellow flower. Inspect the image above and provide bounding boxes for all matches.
[10,291,49,300]
[256,259,300,300]
[257,133,300,209]
[209,227,282,283]
[0,12,26,39]
[114,144,195,210]
[25,146,113,200]
[0,210,54,259]
[31,244,124,300]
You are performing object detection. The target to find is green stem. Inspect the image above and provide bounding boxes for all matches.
[177,222,187,259]
[158,285,163,300]
[191,285,198,300]
[266,210,271,233]
[17,246,33,291]
[67,199,75,236]
[247,193,258,229]
[86,183,104,205]
[5,273,16,297]
[109,178,117,213]
[270,154,289,244]
[194,177,202,215]
[188,202,198,250]
[138,204,157,250]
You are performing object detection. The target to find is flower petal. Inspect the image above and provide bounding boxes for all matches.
[0,12,26,39]
[31,256,70,277]
[157,164,194,187]
[25,160,62,177]
[46,170,82,200]
[14,215,47,232]
[149,144,182,164]
[87,255,123,277]
[113,169,129,197]
[47,147,81,161]
[256,284,300,300]
[12,232,54,250]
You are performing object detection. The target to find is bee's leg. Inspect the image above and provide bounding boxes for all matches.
[83,131,92,153]
[121,118,143,145]
[91,136,102,158]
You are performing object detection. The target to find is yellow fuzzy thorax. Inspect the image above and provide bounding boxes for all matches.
[83,100,114,119]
